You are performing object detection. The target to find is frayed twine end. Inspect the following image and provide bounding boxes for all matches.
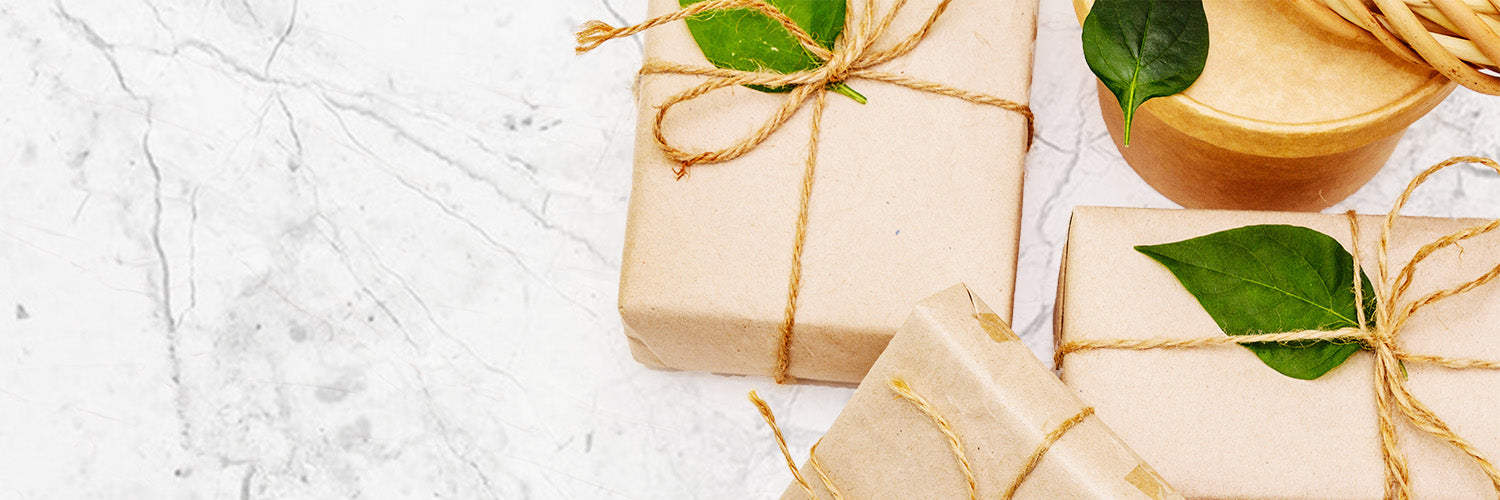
[575,20,619,54]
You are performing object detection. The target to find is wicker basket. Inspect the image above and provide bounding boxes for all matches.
[1294,0,1500,95]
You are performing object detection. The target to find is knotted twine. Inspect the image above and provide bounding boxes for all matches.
[576,0,1035,383]
[749,379,1095,500]
[1055,156,1500,500]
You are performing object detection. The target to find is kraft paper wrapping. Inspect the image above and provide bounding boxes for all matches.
[780,284,1182,499]
[618,0,1036,384]
[1056,206,1500,499]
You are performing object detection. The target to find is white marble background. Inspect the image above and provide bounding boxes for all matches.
[2,0,1499,498]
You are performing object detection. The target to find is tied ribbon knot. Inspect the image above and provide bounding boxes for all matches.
[1056,156,1500,500]
[576,0,1035,383]
[750,378,1095,500]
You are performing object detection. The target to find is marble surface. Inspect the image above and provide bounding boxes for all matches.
[3,0,1499,498]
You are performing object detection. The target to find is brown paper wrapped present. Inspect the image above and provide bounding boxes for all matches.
[578,0,1037,384]
[1055,158,1500,499]
[761,284,1181,499]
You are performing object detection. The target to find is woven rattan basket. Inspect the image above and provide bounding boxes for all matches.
[1294,0,1500,95]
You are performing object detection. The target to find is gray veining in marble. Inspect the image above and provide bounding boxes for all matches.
[2,0,1498,498]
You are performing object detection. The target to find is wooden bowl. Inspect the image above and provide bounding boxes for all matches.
[1076,0,1456,211]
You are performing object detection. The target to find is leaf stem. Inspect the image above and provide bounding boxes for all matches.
[829,82,867,104]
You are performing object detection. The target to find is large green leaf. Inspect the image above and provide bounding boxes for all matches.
[1136,225,1377,380]
[680,0,864,103]
[1082,0,1209,145]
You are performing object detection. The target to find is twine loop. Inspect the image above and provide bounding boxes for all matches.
[1293,0,1500,95]
[577,0,1034,383]
[583,0,1032,177]
[1057,156,1500,499]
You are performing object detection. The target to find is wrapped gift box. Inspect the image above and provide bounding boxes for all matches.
[617,0,1037,383]
[775,284,1181,499]
[1056,206,1500,498]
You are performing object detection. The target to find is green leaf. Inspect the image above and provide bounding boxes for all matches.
[1136,225,1378,380]
[680,0,865,103]
[1082,0,1209,145]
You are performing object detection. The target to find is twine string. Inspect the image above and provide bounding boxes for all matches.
[888,377,979,500]
[576,0,1035,384]
[805,439,846,500]
[749,378,1095,499]
[1000,405,1095,500]
[576,0,830,60]
[774,87,827,383]
[749,389,822,499]
[1055,156,1500,499]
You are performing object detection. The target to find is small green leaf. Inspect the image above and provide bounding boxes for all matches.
[1136,225,1377,380]
[1082,0,1209,145]
[680,0,864,102]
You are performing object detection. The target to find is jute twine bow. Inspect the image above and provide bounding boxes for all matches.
[1292,0,1500,95]
[576,0,1035,384]
[749,379,1095,499]
[1056,156,1500,500]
